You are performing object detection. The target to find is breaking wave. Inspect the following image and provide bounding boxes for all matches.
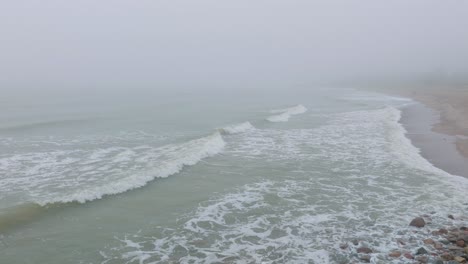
[218,122,255,135]
[0,119,257,207]
[267,104,307,122]
[0,132,225,205]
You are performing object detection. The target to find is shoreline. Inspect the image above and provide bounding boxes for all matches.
[400,102,468,178]
[371,85,468,179]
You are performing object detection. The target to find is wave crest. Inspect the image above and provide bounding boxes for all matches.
[53,132,225,204]
[1,132,225,206]
[218,122,255,135]
[267,104,307,122]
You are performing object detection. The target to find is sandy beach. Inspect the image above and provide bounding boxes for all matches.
[379,85,468,178]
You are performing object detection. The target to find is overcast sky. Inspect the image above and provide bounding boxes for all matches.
[1,0,467,91]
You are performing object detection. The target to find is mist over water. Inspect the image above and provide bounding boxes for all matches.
[2,0,468,91]
[1,87,468,263]
[1,1,468,263]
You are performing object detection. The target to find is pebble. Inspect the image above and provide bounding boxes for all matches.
[441,252,454,261]
[416,247,428,255]
[359,255,371,263]
[440,228,449,234]
[403,252,414,259]
[434,243,444,250]
[441,239,451,245]
[357,247,373,254]
[388,251,401,258]
[346,214,468,263]
[424,238,435,245]
[415,255,428,263]
[409,217,426,228]
[457,239,466,247]
[448,245,461,251]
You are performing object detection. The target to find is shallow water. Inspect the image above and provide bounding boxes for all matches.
[1,88,467,263]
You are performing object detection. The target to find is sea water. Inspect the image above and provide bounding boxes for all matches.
[0,87,467,263]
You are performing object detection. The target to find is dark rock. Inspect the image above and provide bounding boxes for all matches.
[433,259,444,264]
[416,247,428,255]
[410,217,426,228]
[339,243,348,250]
[357,247,373,254]
[461,227,468,231]
[352,239,359,246]
[449,214,455,219]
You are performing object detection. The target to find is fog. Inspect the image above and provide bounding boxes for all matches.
[1,0,468,92]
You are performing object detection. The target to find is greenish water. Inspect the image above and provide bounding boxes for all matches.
[1,88,467,263]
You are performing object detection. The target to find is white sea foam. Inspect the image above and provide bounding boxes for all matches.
[218,121,255,135]
[266,112,290,122]
[102,106,468,263]
[0,132,225,205]
[267,104,307,122]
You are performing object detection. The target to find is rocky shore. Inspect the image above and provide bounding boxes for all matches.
[339,213,468,263]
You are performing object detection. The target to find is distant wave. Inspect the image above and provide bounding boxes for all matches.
[218,122,255,135]
[267,104,307,122]
[0,119,89,132]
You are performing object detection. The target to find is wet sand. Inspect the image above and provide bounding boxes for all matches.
[379,86,468,178]
[400,102,468,177]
